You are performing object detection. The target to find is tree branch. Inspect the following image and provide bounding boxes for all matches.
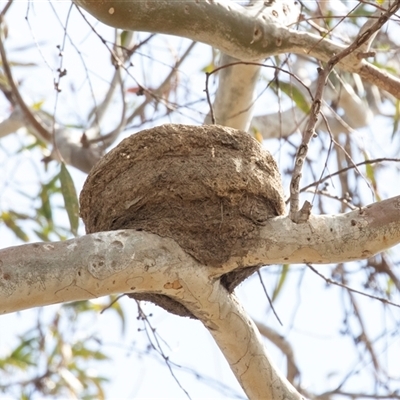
[2,194,400,397]
[0,9,104,173]
[203,0,300,131]
[289,1,400,221]
[255,321,300,383]
[204,54,261,131]
[1,194,400,315]
[0,22,53,142]
[73,0,400,99]
[0,230,305,399]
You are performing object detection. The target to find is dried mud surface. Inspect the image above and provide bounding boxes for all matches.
[80,124,285,317]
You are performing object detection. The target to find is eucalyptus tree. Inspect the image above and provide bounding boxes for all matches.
[1,1,400,399]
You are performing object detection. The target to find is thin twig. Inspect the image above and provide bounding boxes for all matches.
[85,67,127,148]
[319,110,375,203]
[204,60,314,127]
[204,71,215,124]
[288,0,400,222]
[288,66,324,222]
[305,188,357,210]
[306,264,400,308]
[135,301,193,400]
[126,40,197,126]
[99,294,125,314]
[257,270,283,326]
[300,158,400,193]
[75,2,188,126]
[0,13,52,142]
[205,60,313,100]
[50,2,73,162]
[368,253,400,292]
[346,288,381,372]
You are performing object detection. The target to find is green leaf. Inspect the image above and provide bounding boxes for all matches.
[386,276,394,296]
[271,81,310,114]
[38,183,53,223]
[1,212,30,242]
[392,99,400,139]
[33,229,51,242]
[272,264,289,302]
[201,61,216,73]
[63,300,96,314]
[31,100,45,111]
[120,30,130,47]
[251,126,264,143]
[1,338,37,370]
[77,348,108,361]
[363,151,381,201]
[59,162,79,236]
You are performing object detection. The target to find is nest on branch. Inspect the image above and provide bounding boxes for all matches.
[80,124,285,318]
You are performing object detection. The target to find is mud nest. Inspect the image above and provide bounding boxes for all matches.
[80,124,285,318]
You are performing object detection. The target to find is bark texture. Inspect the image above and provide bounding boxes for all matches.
[0,231,305,399]
[73,0,400,99]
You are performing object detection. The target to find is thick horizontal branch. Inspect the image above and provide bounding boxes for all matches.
[224,194,400,273]
[1,195,399,399]
[0,231,304,399]
[74,0,400,99]
[74,0,285,61]
[1,195,399,315]
[0,231,195,314]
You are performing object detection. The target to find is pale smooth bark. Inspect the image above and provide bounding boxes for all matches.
[203,0,300,131]
[74,0,400,99]
[2,194,399,315]
[0,231,304,399]
[0,109,25,138]
[2,195,399,399]
[205,54,262,131]
[252,107,308,138]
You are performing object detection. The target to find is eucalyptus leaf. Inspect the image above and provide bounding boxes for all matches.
[59,162,79,236]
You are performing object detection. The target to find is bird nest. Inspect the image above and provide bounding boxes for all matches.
[80,124,285,317]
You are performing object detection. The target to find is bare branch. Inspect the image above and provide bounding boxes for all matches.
[255,321,300,383]
[300,158,400,193]
[73,0,400,99]
[2,192,400,396]
[0,230,305,399]
[125,40,197,126]
[0,22,53,142]
[288,0,400,222]
[2,195,400,314]
[307,264,399,309]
